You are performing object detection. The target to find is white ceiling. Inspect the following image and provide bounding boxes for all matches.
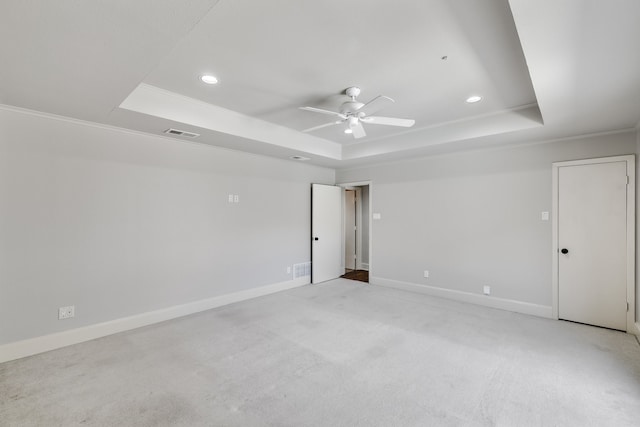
[1,0,639,168]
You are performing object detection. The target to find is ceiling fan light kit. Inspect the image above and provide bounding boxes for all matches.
[345,86,361,99]
[300,86,415,139]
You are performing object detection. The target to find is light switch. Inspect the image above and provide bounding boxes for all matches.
[234,195,239,203]
[541,211,549,221]
[372,213,382,220]
[228,194,234,203]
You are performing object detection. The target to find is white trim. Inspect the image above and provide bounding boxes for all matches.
[361,263,370,271]
[354,187,363,271]
[551,154,636,333]
[0,103,334,172]
[0,103,207,146]
[626,157,636,334]
[371,277,553,319]
[340,129,637,174]
[0,278,309,363]
[551,164,559,319]
[338,181,372,187]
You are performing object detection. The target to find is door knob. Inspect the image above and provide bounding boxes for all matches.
[561,248,569,254]
[314,237,319,241]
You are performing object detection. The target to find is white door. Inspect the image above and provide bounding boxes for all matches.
[344,190,356,270]
[312,184,342,284]
[557,160,628,330]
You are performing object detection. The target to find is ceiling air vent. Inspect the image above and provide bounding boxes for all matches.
[163,128,200,138]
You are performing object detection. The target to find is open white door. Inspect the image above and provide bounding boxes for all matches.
[312,184,342,284]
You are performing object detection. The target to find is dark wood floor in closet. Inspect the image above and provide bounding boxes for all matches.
[341,269,369,283]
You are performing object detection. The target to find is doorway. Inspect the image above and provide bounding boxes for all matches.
[552,155,635,332]
[311,182,372,285]
[340,182,371,283]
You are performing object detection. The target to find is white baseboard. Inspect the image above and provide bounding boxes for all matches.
[370,276,553,319]
[0,277,309,364]
[361,263,369,271]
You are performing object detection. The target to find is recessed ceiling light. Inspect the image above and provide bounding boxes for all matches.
[344,128,353,134]
[466,95,482,103]
[290,155,310,161]
[200,74,218,85]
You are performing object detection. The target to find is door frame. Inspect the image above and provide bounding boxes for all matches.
[338,180,372,275]
[343,188,360,271]
[551,155,636,333]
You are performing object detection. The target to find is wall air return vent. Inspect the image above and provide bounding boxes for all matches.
[163,128,200,138]
[293,262,311,279]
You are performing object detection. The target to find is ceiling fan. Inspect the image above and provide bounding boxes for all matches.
[300,87,415,139]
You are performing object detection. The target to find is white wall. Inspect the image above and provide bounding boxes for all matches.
[2,104,637,353]
[337,131,637,313]
[0,107,334,346]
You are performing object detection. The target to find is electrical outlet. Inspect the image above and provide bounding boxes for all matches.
[423,270,429,278]
[483,286,491,296]
[58,305,75,319]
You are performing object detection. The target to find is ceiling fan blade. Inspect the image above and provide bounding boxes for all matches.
[358,95,395,116]
[362,116,415,127]
[300,106,346,119]
[302,120,343,133]
[351,121,367,139]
